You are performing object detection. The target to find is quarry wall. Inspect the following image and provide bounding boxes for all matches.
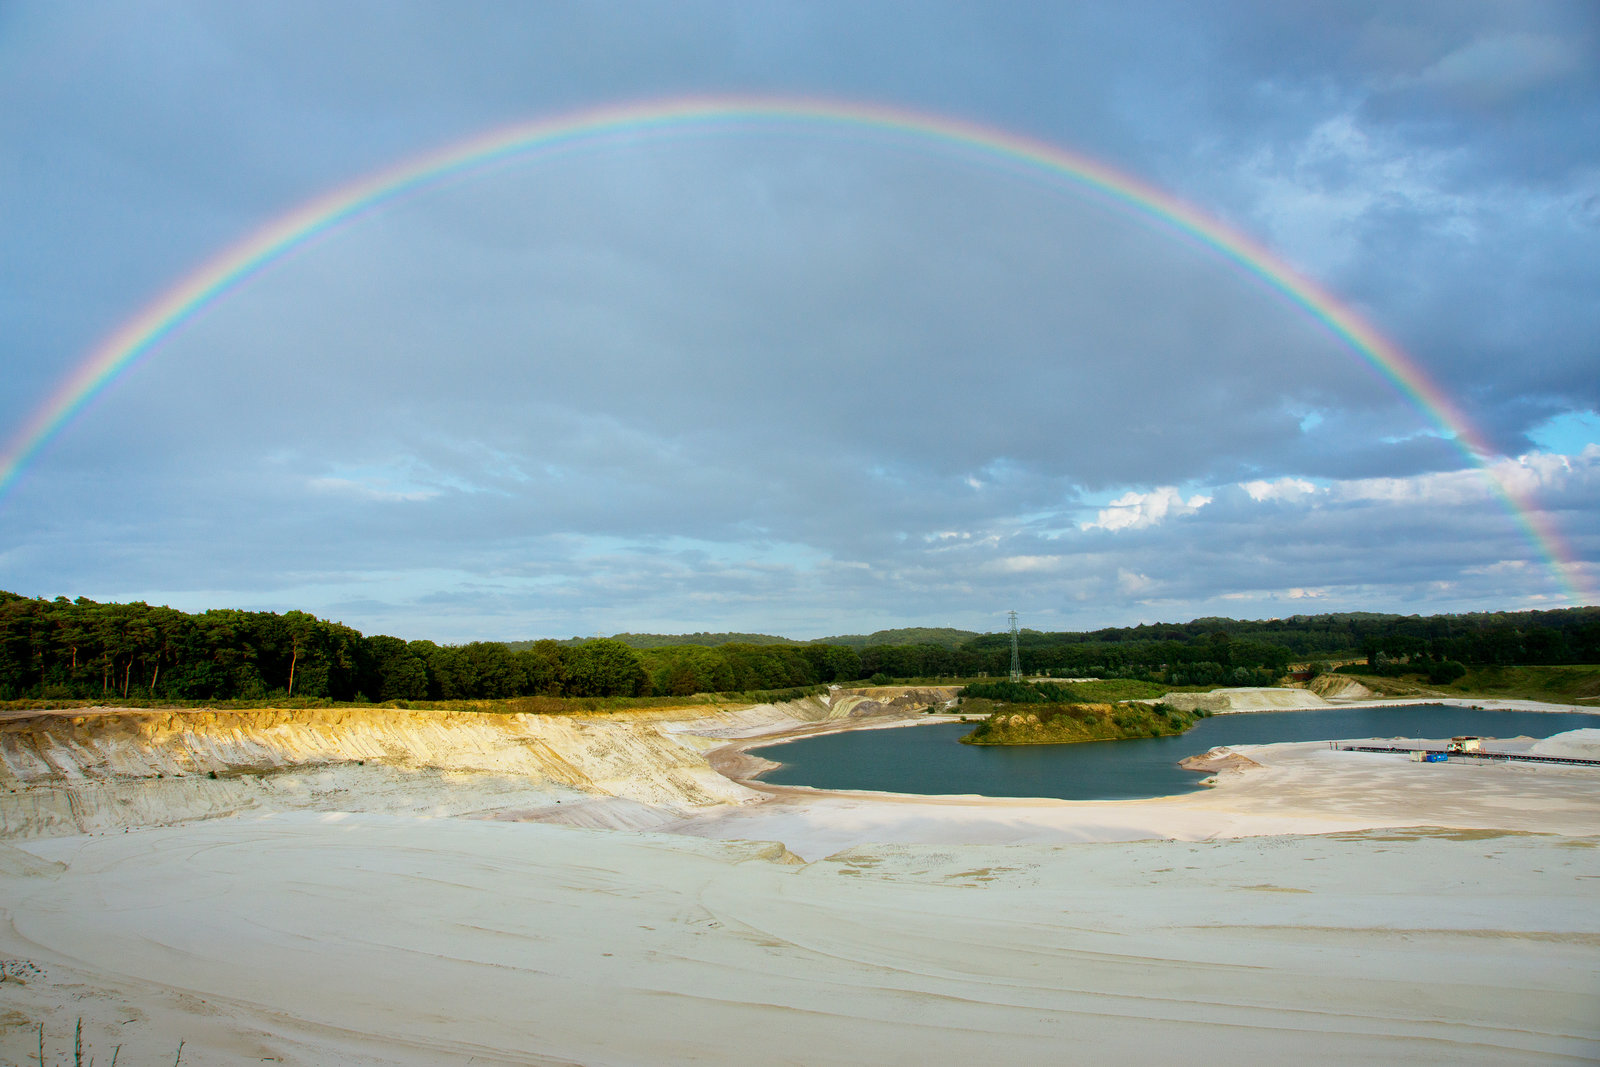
[0,687,956,839]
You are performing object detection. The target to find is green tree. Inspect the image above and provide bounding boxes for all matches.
[563,639,647,697]
[367,636,429,701]
[280,611,319,698]
[516,640,566,695]
[425,644,474,700]
[461,641,522,698]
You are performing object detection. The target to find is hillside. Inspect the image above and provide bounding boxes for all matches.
[520,627,986,651]
[808,627,980,650]
[507,632,798,650]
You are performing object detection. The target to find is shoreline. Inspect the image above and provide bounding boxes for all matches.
[708,691,1599,790]
[677,695,1600,860]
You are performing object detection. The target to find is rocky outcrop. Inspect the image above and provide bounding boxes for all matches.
[830,686,960,719]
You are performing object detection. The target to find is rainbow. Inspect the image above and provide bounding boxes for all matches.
[1,94,1589,603]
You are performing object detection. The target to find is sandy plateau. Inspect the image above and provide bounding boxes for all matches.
[1,687,1597,1064]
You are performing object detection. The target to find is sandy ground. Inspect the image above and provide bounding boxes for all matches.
[4,816,1597,1065]
[1,695,1598,1064]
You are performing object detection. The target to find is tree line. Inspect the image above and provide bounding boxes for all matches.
[985,607,1600,661]
[3,590,1594,704]
[0,593,873,702]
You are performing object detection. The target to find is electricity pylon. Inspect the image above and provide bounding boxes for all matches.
[1008,610,1022,682]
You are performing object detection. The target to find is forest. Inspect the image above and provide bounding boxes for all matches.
[967,607,1600,681]
[0,592,867,702]
[0,590,1595,704]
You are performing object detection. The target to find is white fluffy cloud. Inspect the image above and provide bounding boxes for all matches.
[1242,477,1318,502]
[1331,446,1598,506]
[1082,488,1213,532]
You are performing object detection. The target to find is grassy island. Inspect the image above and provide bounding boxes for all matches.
[958,680,1207,745]
[960,701,1204,744]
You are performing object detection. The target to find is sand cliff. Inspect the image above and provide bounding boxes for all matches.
[0,688,958,838]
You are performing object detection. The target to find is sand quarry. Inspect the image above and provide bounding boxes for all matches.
[1,687,1597,1064]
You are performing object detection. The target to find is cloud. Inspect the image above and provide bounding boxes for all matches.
[1,2,1595,639]
[1330,447,1597,507]
[990,555,1065,575]
[1412,32,1583,105]
[1232,112,1479,277]
[1082,488,1213,532]
[1117,569,1156,595]
[1242,477,1318,502]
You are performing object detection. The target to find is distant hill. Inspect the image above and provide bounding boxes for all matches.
[504,627,985,651]
[505,632,800,651]
[501,608,1600,659]
[808,627,981,650]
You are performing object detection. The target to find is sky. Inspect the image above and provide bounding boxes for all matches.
[2,1,1597,642]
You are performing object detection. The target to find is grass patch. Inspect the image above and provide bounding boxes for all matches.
[1064,678,1218,701]
[0,695,349,712]
[431,685,830,715]
[1445,664,1600,704]
[0,686,833,718]
[960,678,1219,704]
[1328,663,1600,704]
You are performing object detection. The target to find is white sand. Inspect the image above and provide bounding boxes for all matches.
[3,815,1597,1065]
[1,700,1598,1064]
[1531,728,1600,759]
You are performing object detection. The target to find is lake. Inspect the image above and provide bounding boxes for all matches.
[747,704,1600,801]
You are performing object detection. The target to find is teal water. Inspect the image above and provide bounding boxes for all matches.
[748,704,1600,801]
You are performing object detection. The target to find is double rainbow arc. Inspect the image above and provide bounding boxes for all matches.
[1,95,1588,603]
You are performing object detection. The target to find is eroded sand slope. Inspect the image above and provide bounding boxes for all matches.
[0,689,956,837]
